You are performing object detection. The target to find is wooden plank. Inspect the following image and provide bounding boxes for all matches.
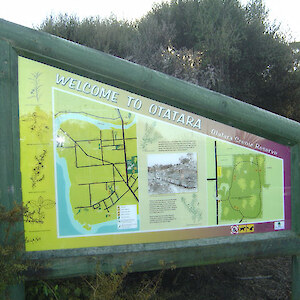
[25,231,300,279]
[0,38,25,300]
[10,45,22,212]
[292,256,300,300]
[0,39,14,210]
[0,38,23,232]
[5,284,25,300]
[292,144,300,234]
[0,19,299,146]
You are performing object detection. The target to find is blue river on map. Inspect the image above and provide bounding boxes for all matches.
[55,112,139,237]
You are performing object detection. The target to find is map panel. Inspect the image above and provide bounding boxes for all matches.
[54,90,139,235]
[18,57,291,252]
[206,140,284,225]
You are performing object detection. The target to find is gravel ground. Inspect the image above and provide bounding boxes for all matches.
[154,256,292,299]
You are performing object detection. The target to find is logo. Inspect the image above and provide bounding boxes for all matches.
[231,225,239,235]
[274,221,285,230]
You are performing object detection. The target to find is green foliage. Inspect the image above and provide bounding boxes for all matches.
[144,0,299,120]
[26,261,168,300]
[26,278,91,300]
[85,262,131,300]
[37,1,300,118]
[141,0,299,117]
[38,14,137,59]
[0,205,27,294]
[131,14,175,67]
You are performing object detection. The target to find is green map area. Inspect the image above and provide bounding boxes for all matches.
[218,153,267,222]
[55,92,138,232]
[207,140,284,225]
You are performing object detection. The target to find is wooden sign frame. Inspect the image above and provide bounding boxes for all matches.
[1,19,300,298]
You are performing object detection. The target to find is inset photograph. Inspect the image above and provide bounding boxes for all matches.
[147,152,198,194]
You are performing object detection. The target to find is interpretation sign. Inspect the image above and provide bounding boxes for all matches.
[18,57,291,252]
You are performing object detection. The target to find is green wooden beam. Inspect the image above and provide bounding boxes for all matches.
[0,38,25,300]
[292,256,300,300]
[0,38,23,228]
[292,144,300,234]
[0,18,299,146]
[24,231,300,279]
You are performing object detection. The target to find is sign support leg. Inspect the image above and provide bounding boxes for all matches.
[2,283,25,300]
[292,255,300,299]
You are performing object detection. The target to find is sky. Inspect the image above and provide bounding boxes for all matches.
[240,0,300,41]
[0,0,299,41]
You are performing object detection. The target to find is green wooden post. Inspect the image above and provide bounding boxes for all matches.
[292,141,300,299]
[292,256,300,299]
[0,38,25,300]
[4,284,25,300]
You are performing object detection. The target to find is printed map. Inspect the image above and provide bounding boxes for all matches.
[54,90,139,235]
[209,140,284,225]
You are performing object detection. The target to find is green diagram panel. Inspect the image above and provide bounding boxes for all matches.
[207,140,284,225]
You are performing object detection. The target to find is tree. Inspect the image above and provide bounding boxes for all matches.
[138,0,298,118]
[38,1,300,121]
[38,14,137,59]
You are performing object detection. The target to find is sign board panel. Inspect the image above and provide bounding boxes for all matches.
[19,57,291,252]
[3,20,300,299]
